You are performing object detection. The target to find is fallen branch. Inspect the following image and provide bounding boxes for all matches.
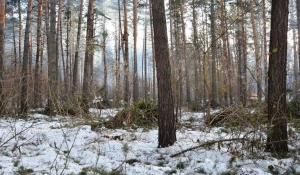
[170,138,248,158]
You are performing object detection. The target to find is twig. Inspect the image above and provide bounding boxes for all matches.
[0,122,36,148]
[170,138,249,158]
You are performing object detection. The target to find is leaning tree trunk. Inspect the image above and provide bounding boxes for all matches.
[266,0,289,154]
[21,0,33,113]
[151,0,176,148]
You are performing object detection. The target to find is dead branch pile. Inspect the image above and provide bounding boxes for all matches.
[104,98,158,129]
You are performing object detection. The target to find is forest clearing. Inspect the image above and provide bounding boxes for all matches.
[0,0,300,174]
[0,107,299,175]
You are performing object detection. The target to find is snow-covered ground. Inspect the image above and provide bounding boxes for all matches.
[0,109,299,175]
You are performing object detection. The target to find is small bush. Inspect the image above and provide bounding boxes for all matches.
[190,102,203,112]
[13,160,20,167]
[125,159,140,165]
[105,96,158,129]
[16,166,33,175]
[176,162,185,169]
[197,168,206,174]
[157,161,165,167]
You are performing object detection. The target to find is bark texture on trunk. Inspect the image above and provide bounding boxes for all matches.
[151,0,176,148]
[266,0,289,154]
[0,0,5,114]
[21,0,33,113]
[82,0,94,113]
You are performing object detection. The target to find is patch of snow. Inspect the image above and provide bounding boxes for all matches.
[0,109,299,175]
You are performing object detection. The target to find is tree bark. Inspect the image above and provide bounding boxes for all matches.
[296,0,300,90]
[266,0,289,154]
[152,0,176,148]
[241,0,247,106]
[293,28,299,94]
[82,0,94,113]
[133,0,138,101]
[149,0,156,101]
[65,6,71,95]
[73,0,83,94]
[21,0,32,113]
[102,25,108,100]
[263,0,268,100]
[192,0,201,104]
[210,0,217,107]
[18,0,22,65]
[180,0,190,104]
[123,0,130,104]
[220,0,229,105]
[47,0,58,115]
[250,0,262,101]
[34,0,43,108]
[0,0,5,114]
[144,7,148,100]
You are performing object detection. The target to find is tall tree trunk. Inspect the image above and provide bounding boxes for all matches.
[263,0,268,100]
[82,0,94,113]
[47,0,58,115]
[21,0,32,113]
[0,0,5,114]
[180,0,191,104]
[152,0,176,148]
[241,0,247,106]
[210,0,217,107]
[73,0,83,94]
[123,0,130,104]
[250,0,262,101]
[144,6,148,99]
[296,0,300,89]
[237,0,247,106]
[132,0,138,101]
[65,6,71,95]
[237,3,243,106]
[34,0,43,108]
[150,0,156,101]
[58,0,66,98]
[12,7,17,72]
[102,24,108,100]
[18,0,22,65]
[192,0,201,104]
[224,11,233,105]
[220,0,228,105]
[116,0,123,106]
[266,0,289,154]
[293,28,299,94]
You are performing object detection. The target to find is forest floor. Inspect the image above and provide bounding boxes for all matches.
[0,108,299,175]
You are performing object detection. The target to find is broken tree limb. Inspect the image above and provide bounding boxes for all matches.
[170,138,249,158]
